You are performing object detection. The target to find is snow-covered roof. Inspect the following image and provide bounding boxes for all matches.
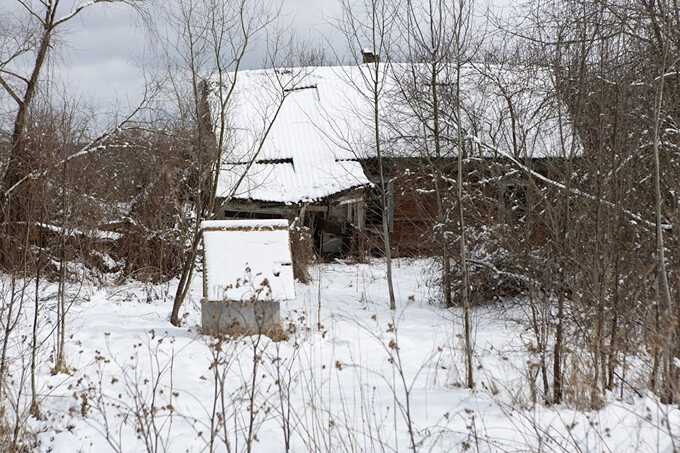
[386,63,577,160]
[202,219,289,230]
[201,219,295,301]
[211,63,575,203]
[212,66,374,203]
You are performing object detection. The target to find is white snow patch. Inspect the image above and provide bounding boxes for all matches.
[201,219,295,301]
[0,260,676,453]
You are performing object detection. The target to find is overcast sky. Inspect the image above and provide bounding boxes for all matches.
[1,0,346,116]
[1,0,513,119]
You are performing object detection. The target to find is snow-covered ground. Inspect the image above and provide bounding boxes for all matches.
[5,259,678,452]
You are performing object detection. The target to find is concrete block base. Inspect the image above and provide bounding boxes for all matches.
[201,299,281,337]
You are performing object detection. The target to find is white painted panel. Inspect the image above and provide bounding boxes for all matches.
[202,220,295,302]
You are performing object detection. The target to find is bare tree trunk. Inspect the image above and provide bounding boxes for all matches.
[428,61,452,309]
[529,291,551,403]
[338,0,397,310]
[553,289,565,403]
[606,245,621,390]
[30,230,42,417]
[169,29,213,324]
[246,334,263,453]
[171,230,201,326]
[651,41,674,403]
[454,7,474,389]
[2,15,53,197]
[0,230,30,401]
[54,156,68,373]
[0,276,19,400]
[373,64,397,311]
[591,189,604,409]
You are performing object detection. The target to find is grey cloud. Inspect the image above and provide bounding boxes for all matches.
[53,0,343,111]
[2,0,511,116]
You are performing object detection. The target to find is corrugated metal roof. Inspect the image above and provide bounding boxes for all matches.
[217,160,369,203]
[212,66,374,203]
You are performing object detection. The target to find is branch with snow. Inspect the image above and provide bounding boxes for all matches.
[472,137,670,232]
[466,258,537,286]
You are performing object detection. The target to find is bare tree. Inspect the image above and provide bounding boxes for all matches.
[488,0,680,406]
[391,0,478,388]
[335,0,399,310]
[649,12,679,405]
[158,0,312,325]
[0,0,146,220]
[452,0,476,391]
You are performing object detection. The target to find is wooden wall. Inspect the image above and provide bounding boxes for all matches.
[359,157,561,257]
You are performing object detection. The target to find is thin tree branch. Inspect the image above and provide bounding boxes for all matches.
[473,138,669,232]
[15,0,48,26]
[0,74,23,106]
[0,68,30,85]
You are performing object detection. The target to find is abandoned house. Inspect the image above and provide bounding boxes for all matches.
[207,58,574,257]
